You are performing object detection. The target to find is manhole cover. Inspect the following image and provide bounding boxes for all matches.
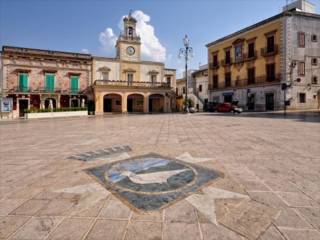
[87,153,221,211]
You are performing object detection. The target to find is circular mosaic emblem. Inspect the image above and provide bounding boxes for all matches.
[88,153,220,211]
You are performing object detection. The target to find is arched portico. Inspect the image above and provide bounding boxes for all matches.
[127,93,144,113]
[149,94,165,113]
[103,93,122,113]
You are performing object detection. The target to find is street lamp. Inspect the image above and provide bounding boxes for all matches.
[179,34,193,112]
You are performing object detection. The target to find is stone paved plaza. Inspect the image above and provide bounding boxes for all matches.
[0,112,320,240]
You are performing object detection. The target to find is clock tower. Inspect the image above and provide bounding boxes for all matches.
[116,10,141,62]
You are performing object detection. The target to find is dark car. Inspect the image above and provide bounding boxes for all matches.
[206,102,218,112]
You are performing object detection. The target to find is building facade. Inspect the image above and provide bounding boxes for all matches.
[206,0,320,111]
[192,65,209,110]
[1,46,92,117]
[92,12,176,114]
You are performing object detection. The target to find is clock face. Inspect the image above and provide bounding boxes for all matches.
[126,46,135,56]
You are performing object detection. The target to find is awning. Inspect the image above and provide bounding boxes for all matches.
[223,92,234,97]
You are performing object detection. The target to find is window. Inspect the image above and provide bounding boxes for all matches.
[235,45,242,61]
[101,71,109,80]
[166,76,171,86]
[312,76,318,84]
[312,58,318,66]
[182,87,186,94]
[248,42,255,58]
[70,76,79,94]
[199,85,202,92]
[247,68,255,84]
[45,74,55,93]
[128,27,133,37]
[225,50,231,64]
[298,62,305,76]
[213,54,218,67]
[298,32,305,47]
[299,93,306,103]
[267,36,275,53]
[19,73,29,92]
[213,75,218,88]
[311,34,318,42]
[151,75,157,85]
[266,63,275,81]
[127,73,134,85]
[225,72,231,87]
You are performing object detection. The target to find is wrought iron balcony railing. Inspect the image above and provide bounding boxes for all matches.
[209,63,219,70]
[220,58,233,66]
[261,44,279,57]
[94,80,171,89]
[208,74,281,91]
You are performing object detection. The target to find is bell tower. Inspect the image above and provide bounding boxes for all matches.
[116,10,141,62]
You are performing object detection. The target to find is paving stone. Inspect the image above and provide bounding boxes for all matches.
[200,223,243,240]
[297,207,320,230]
[163,222,201,240]
[279,228,320,240]
[11,217,63,240]
[36,198,76,216]
[124,221,162,240]
[275,208,312,229]
[47,217,93,240]
[86,219,127,240]
[258,225,285,240]
[277,192,319,208]
[248,191,287,209]
[218,199,279,240]
[131,210,163,222]
[0,199,26,216]
[11,199,50,216]
[0,216,30,239]
[98,197,131,220]
[164,200,197,223]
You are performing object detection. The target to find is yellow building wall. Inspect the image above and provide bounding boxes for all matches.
[120,62,141,82]
[208,19,282,88]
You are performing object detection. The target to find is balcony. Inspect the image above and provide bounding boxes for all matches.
[208,74,281,91]
[209,63,219,70]
[261,44,279,57]
[94,80,171,89]
[245,51,258,61]
[220,58,233,67]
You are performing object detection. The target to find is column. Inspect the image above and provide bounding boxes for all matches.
[95,92,103,115]
[121,94,127,113]
[143,94,149,113]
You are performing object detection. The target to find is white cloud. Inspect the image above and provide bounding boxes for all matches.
[99,27,117,53]
[81,48,90,54]
[99,10,166,62]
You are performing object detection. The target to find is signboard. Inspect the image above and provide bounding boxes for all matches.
[1,98,13,112]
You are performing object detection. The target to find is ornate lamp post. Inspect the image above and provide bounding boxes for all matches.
[179,35,193,112]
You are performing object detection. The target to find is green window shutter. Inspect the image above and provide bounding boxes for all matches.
[45,74,55,92]
[19,74,28,92]
[70,76,79,94]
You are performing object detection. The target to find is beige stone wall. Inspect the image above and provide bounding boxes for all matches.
[118,42,141,62]
[140,64,163,82]
[92,58,120,81]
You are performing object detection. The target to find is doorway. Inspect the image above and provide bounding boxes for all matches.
[247,94,255,111]
[265,93,275,111]
[19,99,28,117]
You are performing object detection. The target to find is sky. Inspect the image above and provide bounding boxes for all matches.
[1,0,319,77]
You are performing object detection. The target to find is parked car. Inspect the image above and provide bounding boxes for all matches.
[217,103,243,114]
[206,102,218,112]
[188,107,196,113]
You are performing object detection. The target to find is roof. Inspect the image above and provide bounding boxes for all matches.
[206,10,320,48]
[2,45,91,59]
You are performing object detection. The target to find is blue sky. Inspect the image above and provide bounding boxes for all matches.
[1,0,319,76]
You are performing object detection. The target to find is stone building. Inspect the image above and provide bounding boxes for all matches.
[1,46,92,117]
[206,0,320,111]
[191,65,209,111]
[92,12,176,114]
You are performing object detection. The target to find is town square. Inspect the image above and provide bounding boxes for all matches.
[0,0,320,239]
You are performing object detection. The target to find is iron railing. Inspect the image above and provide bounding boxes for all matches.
[261,44,279,57]
[6,87,82,94]
[94,80,171,89]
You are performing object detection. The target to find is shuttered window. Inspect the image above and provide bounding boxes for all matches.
[19,73,29,92]
[45,74,55,92]
[70,76,79,94]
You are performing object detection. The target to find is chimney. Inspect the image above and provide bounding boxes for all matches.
[283,0,316,14]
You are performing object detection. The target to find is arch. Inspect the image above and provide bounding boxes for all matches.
[149,94,165,113]
[44,98,56,109]
[103,93,122,113]
[127,93,144,113]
